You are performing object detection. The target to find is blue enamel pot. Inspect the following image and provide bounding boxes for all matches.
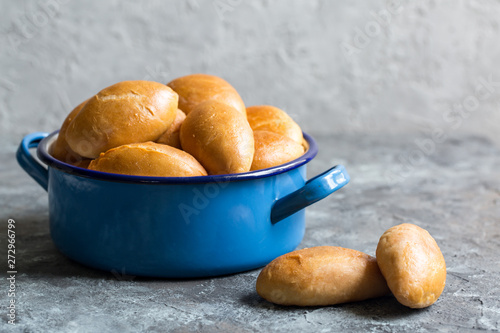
[17,131,349,278]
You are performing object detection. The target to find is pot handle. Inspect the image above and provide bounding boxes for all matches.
[270,165,349,224]
[16,132,49,192]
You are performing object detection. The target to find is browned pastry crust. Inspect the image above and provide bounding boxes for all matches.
[88,142,207,177]
[50,99,92,167]
[246,105,303,144]
[156,109,186,149]
[256,246,390,306]
[167,74,246,116]
[376,223,446,308]
[66,80,178,158]
[250,130,304,171]
[180,101,254,175]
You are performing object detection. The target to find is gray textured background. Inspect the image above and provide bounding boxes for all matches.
[2,0,500,332]
[2,0,500,150]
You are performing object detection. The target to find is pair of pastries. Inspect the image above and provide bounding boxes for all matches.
[256,223,446,309]
[51,75,305,177]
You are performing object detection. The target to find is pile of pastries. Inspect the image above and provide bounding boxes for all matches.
[51,74,306,177]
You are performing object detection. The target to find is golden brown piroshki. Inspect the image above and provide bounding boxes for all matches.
[88,141,207,177]
[50,99,92,168]
[156,109,186,149]
[180,100,254,175]
[256,246,390,306]
[376,223,446,308]
[66,80,178,159]
[251,130,304,171]
[247,105,303,144]
[167,74,246,116]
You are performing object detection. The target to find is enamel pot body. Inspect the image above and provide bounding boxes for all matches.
[17,131,349,278]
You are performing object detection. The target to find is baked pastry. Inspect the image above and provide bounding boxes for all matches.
[246,105,303,144]
[376,223,446,308]
[167,74,246,116]
[256,246,390,306]
[88,142,207,177]
[156,109,186,149]
[66,80,178,158]
[50,99,92,167]
[180,101,254,175]
[251,130,304,171]
[301,136,309,152]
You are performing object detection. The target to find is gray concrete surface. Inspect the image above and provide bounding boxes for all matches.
[2,0,500,332]
[2,133,500,332]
